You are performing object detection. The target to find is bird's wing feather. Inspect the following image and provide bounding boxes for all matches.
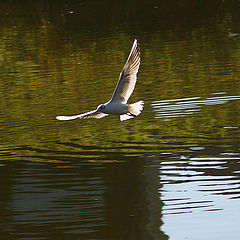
[56,110,108,121]
[110,39,140,103]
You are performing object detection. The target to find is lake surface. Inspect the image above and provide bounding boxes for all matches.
[1,1,240,240]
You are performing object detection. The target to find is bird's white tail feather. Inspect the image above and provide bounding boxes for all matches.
[120,100,144,121]
[129,100,144,116]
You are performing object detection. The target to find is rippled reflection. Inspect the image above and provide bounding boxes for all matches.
[152,94,240,119]
[1,1,240,239]
[145,135,240,239]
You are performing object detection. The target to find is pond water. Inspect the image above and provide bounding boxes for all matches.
[0,1,240,240]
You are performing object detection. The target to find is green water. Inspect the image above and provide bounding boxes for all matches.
[1,1,240,240]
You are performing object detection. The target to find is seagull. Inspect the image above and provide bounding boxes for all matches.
[56,39,144,121]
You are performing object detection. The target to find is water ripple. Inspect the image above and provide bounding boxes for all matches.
[151,94,240,119]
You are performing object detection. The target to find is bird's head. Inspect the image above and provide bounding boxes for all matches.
[97,104,106,112]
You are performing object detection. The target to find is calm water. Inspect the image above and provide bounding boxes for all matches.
[1,1,240,240]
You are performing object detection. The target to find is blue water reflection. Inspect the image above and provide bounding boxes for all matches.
[152,94,240,119]
[1,1,240,239]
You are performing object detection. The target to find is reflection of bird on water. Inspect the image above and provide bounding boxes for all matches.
[56,39,144,121]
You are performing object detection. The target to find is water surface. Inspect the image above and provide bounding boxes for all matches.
[1,1,240,240]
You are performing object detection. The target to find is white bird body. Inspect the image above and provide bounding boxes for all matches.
[98,102,128,115]
[56,39,144,121]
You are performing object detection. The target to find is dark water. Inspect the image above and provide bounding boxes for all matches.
[1,1,240,240]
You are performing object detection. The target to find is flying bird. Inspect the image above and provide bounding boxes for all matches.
[56,39,144,121]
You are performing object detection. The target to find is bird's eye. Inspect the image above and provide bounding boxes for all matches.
[98,104,105,110]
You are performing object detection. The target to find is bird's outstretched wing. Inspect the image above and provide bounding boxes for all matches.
[110,39,140,104]
[56,110,108,121]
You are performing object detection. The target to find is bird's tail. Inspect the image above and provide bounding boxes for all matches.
[120,100,144,121]
[129,100,144,116]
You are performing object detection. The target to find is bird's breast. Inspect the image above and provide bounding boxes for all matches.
[104,102,128,115]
